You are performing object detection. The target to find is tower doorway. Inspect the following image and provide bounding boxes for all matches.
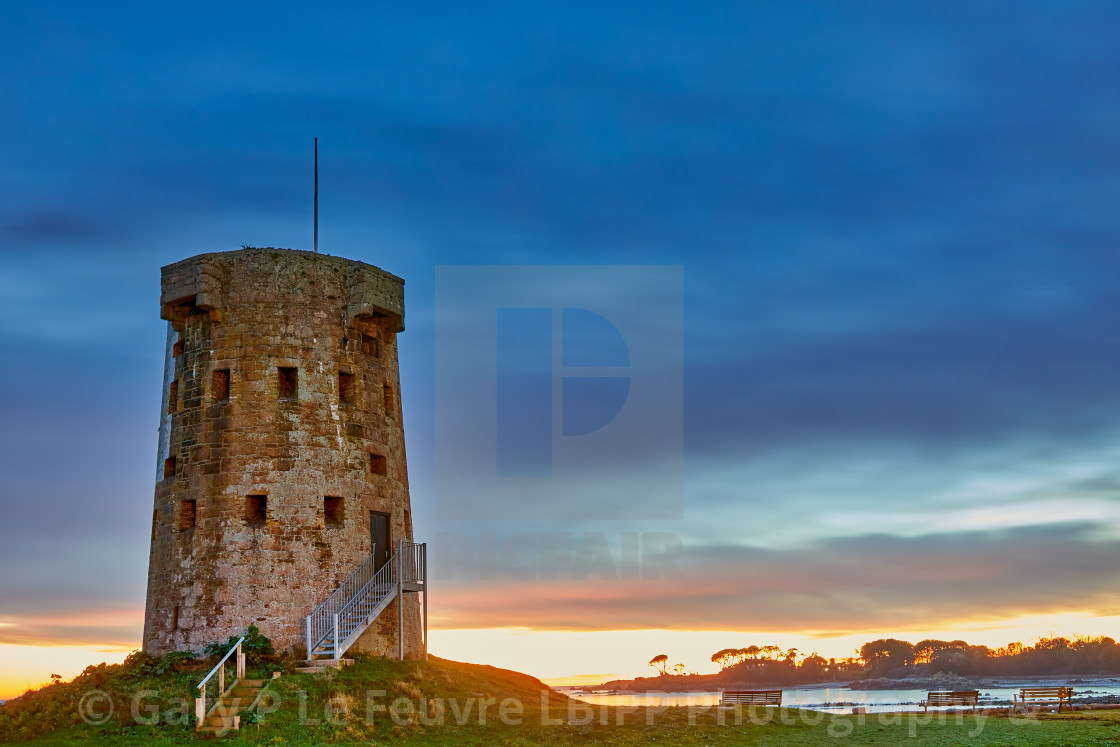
[369,511,391,570]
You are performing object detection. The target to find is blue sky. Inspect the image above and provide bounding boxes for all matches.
[3,1,1120,688]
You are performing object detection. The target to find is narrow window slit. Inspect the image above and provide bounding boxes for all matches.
[246,494,267,525]
[361,333,380,357]
[278,367,298,400]
[338,372,354,404]
[370,453,387,476]
[213,369,230,403]
[324,496,344,526]
[178,500,196,531]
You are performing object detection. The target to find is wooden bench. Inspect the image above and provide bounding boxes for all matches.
[921,690,979,713]
[720,690,782,706]
[1015,687,1074,713]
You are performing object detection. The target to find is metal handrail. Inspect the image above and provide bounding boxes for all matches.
[338,552,396,623]
[306,549,378,659]
[401,540,425,584]
[314,549,379,619]
[305,540,427,661]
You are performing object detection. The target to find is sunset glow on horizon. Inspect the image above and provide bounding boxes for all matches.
[6,611,1120,699]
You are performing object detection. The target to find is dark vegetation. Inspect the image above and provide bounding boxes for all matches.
[632,636,1120,689]
[0,625,287,743]
[0,645,573,744]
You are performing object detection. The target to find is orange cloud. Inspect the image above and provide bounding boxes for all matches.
[0,607,143,648]
[428,523,1120,633]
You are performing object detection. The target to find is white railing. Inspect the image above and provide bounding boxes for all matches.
[400,540,425,585]
[195,636,245,727]
[338,551,397,626]
[305,541,427,661]
[334,550,400,655]
[305,548,379,660]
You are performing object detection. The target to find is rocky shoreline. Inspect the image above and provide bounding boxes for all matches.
[595,673,1120,698]
[843,675,1120,706]
[849,674,985,691]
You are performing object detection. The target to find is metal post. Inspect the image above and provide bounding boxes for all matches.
[333,612,340,661]
[306,615,312,662]
[422,543,428,661]
[218,662,224,697]
[313,137,318,253]
[237,646,245,680]
[397,539,404,660]
[196,695,205,728]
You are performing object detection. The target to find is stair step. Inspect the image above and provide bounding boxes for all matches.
[302,658,354,668]
[213,703,248,713]
[195,674,280,734]
[216,696,252,706]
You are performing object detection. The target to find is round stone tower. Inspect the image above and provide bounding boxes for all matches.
[142,247,422,658]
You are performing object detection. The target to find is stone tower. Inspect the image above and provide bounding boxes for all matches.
[143,247,422,658]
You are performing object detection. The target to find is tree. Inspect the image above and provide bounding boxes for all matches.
[649,654,668,675]
[860,639,915,673]
[1000,641,1024,657]
[799,654,828,679]
[929,646,968,672]
[913,639,951,665]
[711,648,739,670]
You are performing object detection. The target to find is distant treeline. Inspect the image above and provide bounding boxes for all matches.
[645,636,1120,685]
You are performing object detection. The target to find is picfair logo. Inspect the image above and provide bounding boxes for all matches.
[435,266,682,520]
[496,307,631,477]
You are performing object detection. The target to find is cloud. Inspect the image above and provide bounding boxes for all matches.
[428,524,1120,633]
[0,608,142,648]
[685,301,1120,457]
[3,0,1120,662]
[1,209,126,245]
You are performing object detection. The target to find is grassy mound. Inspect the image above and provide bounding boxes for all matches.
[7,653,1120,745]
[0,653,573,744]
[0,650,217,743]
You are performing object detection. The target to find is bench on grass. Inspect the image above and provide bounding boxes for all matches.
[920,690,979,713]
[1015,687,1074,713]
[720,690,782,706]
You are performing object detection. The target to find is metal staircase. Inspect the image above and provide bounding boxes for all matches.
[305,540,426,662]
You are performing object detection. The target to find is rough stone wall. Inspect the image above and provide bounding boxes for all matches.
[142,248,421,658]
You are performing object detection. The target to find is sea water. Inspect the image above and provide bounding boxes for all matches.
[568,681,1120,713]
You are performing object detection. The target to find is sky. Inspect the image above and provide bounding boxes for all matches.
[3,1,1120,697]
